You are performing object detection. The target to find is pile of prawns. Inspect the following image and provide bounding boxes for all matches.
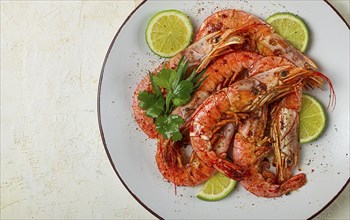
[132,9,335,198]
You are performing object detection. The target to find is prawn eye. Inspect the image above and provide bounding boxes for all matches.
[213,36,221,43]
[280,70,288,77]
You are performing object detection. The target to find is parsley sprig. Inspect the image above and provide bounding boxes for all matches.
[138,56,207,141]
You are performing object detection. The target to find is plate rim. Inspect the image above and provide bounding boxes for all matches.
[97,0,350,219]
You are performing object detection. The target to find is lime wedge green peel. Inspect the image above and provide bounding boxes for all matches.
[266,12,310,52]
[299,94,327,144]
[196,172,237,201]
[145,10,193,57]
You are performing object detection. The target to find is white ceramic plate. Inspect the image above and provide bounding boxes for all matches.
[98,0,349,219]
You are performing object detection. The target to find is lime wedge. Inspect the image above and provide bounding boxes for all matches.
[299,94,327,144]
[145,10,193,58]
[266,12,310,52]
[196,172,237,201]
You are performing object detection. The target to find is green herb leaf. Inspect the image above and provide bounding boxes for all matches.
[155,114,184,141]
[192,69,207,84]
[193,74,209,90]
[153,68,176,90]
[145,96,165,118]
[138,91,164,118]
[172,80,193,106]
[192,68,207,83]
[138,56,208,141]
[185,69,197,82]
[165,90,173,114]
[148,72,162,96]
[172,57,188,89]
[138,91,157,110]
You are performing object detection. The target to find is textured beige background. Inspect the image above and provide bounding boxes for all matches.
[1,0,349,219]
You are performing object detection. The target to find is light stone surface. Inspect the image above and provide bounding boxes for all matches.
[1,0,349,219]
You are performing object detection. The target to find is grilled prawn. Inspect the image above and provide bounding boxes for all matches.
[195,9,317,70]
[155,51,262,186]
[133,30,245,138]
[190,64,332,180]
[232,113,307,197]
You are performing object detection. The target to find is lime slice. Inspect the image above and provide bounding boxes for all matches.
[145,10,193,58]
[196,172,237,201]
[299,94,327,144]
[266,12,310,52]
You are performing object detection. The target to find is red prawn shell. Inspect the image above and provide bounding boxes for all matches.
[132,74,158,139]
[195,9,265,41]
